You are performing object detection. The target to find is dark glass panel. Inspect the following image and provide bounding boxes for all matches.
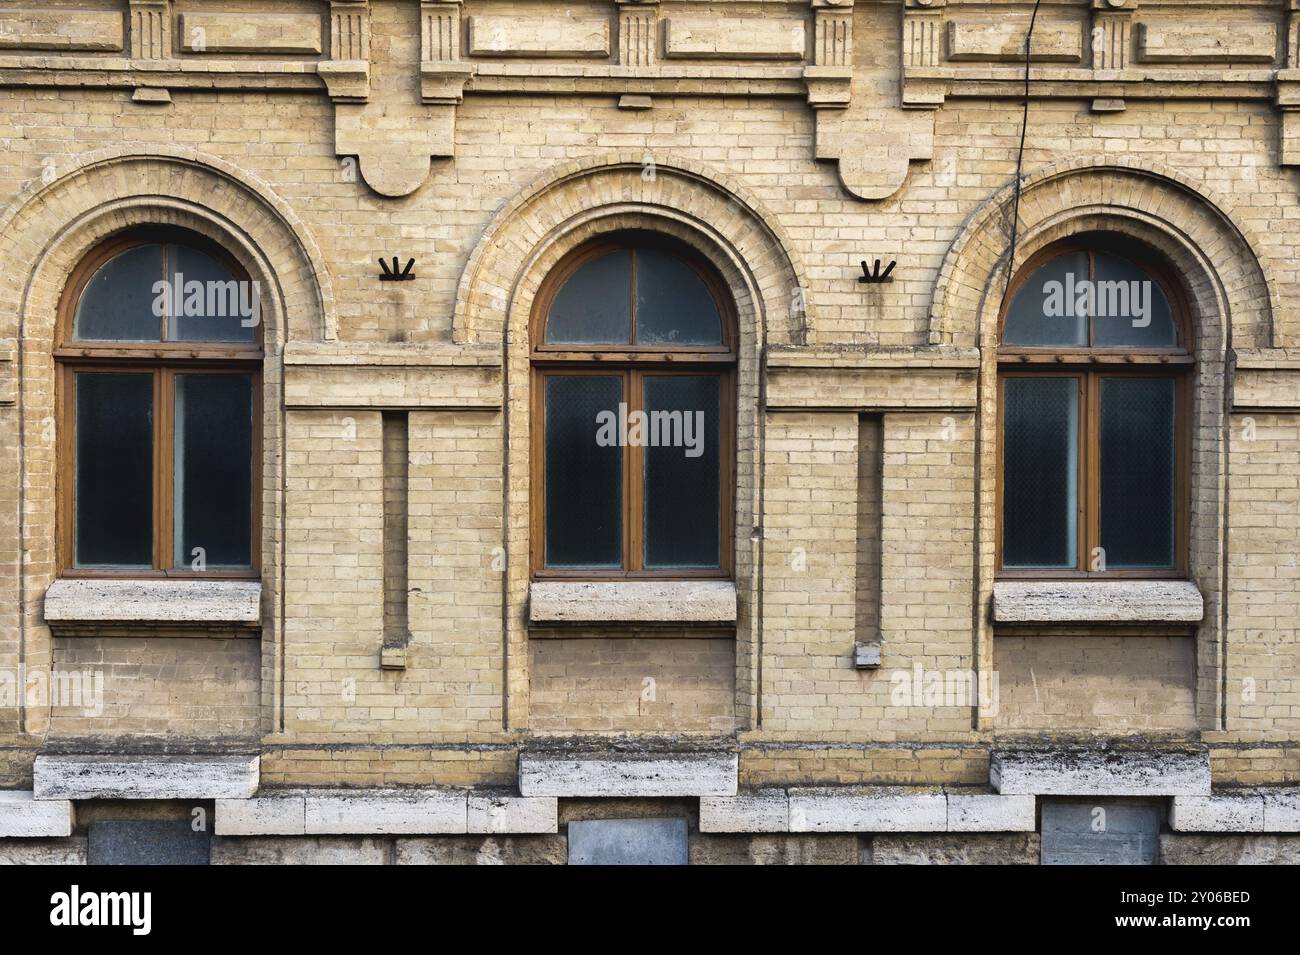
[1090,253,1179,348]
[167,245,258,343]
[643,375,721,568]
[173,374,254,568]
[1002,251,1089,347]
[634,248,723,346]
[1002,377,1079,568]
[1099,377,1176,569]
[544,375,623,567]
[545,250,633,345]
[73,244,164,342]
[75,372,153,566]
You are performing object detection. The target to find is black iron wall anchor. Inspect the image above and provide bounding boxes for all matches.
[378,256,416,281]
[858,259,896,284]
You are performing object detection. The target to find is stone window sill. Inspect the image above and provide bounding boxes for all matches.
[529,580,737,626]
[991,580,1204,625]
[43,579,262,631]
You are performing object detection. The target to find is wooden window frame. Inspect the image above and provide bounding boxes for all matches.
[55,228,263,580]
[529,237,737,580]
[995,240,1193,580]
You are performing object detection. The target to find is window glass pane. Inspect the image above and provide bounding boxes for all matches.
[545,376,623,567]
[634,248,723,346]
[643,375,721,569]
[167,245,258,343]
[1002,377,1079,568]
[1099,377,1176,569]
[73,245,164,342]
[1090,253,1179,348]
[75,372,153,566]
[1002,251,1089,347]
[545,250,633,345]
[173,374,254,568]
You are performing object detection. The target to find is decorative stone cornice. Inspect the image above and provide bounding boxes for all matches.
[0,0,1298,202]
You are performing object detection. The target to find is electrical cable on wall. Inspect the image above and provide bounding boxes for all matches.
[998,0,1045,315]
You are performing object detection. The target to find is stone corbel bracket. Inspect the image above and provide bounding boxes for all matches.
[326,0,472,198]
[1279,0,1300,167]
[317,0,370,101]
[811,0,935,202]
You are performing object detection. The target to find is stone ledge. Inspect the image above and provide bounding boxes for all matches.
[702,790,1034,833]
[700,791,790,833]
[1173,790,1300,833]
[467,794,558,834]
[528,581,737,625]
[519,753,738,798]
[991,750,1210,797]
[0,791,75,837]
[991,580,1203,624]
[33,755,259,800]
[946,793,1037,832]
[790,788,948,833]
[215,795,307,836]
[303,791,468,835]
[216,791,560,835]
[43,579,261,627]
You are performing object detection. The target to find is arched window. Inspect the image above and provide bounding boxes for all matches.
[997,236,1191,576]
[56,228,262,575]
[531,233,735,577]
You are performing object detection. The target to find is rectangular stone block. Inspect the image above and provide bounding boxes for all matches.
[569,818,688,865]
[789,788,947,833]
[991,750,1211,796]
[1171,794,1265,833]
[0,791,74,838]
[466,15,611,58]
[34,755,260,800]
[1137,21,1276,64]
[43,579,262,626]
[991,580,1203,624]
[519,753,738,798]
[946,20,1083,63]
[528,580,737,625]
[1041,801,1161,865]
[699,791,790,833]
[946,793,1036,832]
[0,838,87,864]
[663,17,806,61]
[88,821,211,866]
[179,13,322,54]
[0,10,124,51]
[1262,790,1300,832]
[215,795,307,836]
[467,795,558,834]
[304,791,467,835]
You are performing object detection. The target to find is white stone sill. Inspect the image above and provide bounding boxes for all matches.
[43,579,262,627]
[528,580,737,625]
[991,580,1204,625]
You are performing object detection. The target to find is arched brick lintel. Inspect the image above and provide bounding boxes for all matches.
[0,146,334,344]
[930,159,1279,352]
[450,153,816,349]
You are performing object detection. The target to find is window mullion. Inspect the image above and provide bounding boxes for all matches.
[626,368,641,573]
[157,367,173,573]
[1084,372,1099,574]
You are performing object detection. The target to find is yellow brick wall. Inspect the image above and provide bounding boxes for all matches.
[0,0,1296,793]
[529,636,735,734]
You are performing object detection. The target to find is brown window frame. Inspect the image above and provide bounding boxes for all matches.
[995,240,1193,580]
[55,228,263,580]
[529,237,737,580]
